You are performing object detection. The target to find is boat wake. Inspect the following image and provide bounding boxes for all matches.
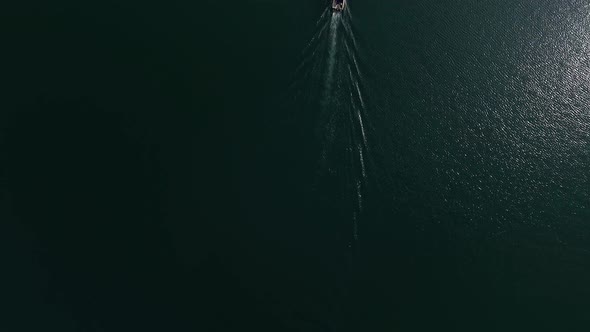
[322,12,340,109]
[278,6,379,329]
[287,6,372,246]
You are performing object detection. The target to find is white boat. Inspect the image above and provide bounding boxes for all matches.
[332,0,346,12]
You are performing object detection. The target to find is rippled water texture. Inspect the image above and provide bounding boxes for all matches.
[279,0,590,329]
[4,0,590,331]
[287,0,590,240]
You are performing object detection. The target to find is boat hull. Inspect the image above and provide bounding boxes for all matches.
[332,0,346,11]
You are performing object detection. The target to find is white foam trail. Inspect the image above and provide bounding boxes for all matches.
[354,83,368,148]
[346,65,369,148]
[350,49,363,83]
[354,81,366,110]
[342,38,364,85]
[358,142,367,177]
[346,64,363,110]
[311,9,368,243]
[322,12,340,106]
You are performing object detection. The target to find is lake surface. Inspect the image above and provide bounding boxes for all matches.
[2,0,590,331]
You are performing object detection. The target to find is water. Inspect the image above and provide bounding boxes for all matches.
[2,0,590,331]
[246,1,590,329]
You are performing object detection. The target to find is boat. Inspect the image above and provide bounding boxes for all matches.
[332,0,346,12]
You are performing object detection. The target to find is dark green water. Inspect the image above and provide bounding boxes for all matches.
[2,0,590,331]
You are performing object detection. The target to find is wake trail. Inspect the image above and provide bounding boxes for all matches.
[346,64,370,158]
[330,10,370,245]
[291,7,375,328]
[355,82,369,155]
[344,39,364,84]
[322,12,340,108]
[289,7,372,246]
[346,111,361,243]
